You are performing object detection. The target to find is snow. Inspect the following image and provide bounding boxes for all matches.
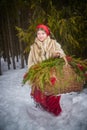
[0,59,87,130]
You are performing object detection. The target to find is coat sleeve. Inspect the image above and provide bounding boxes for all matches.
[27,46,34,69]
[54,41,66,58]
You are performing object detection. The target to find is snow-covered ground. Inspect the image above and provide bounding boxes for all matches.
[0,58,87,130]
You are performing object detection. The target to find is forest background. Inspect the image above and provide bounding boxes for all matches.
[0,0,87,75]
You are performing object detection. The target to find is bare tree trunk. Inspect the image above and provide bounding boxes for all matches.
[0,53,2,75]
[6,10,16,69]
[17,10,24,68]
[14,29,19,62]
[1,13,11,69]
[0,48,3,75]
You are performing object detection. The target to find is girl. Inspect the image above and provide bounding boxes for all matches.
[27,24,68,116]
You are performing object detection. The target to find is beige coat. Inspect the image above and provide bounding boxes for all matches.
[28,36,65,69]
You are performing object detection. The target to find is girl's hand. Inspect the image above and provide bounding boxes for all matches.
[53,52,60,58]
[63,56,69,66]
[65,62,68,66]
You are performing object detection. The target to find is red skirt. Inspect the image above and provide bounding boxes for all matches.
[31,88,62,116]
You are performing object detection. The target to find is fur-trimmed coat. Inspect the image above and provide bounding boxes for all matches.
[28,36,65,69]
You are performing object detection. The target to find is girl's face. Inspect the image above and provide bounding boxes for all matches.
[36,30,48,42]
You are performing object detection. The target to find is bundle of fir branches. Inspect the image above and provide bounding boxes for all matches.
[22,56,87,95]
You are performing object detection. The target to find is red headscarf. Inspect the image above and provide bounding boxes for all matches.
[36,24,50,36]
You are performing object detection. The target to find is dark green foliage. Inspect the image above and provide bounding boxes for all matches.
[16,0,87,59]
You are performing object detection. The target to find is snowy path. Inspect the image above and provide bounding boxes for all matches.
[0,68,87,130]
